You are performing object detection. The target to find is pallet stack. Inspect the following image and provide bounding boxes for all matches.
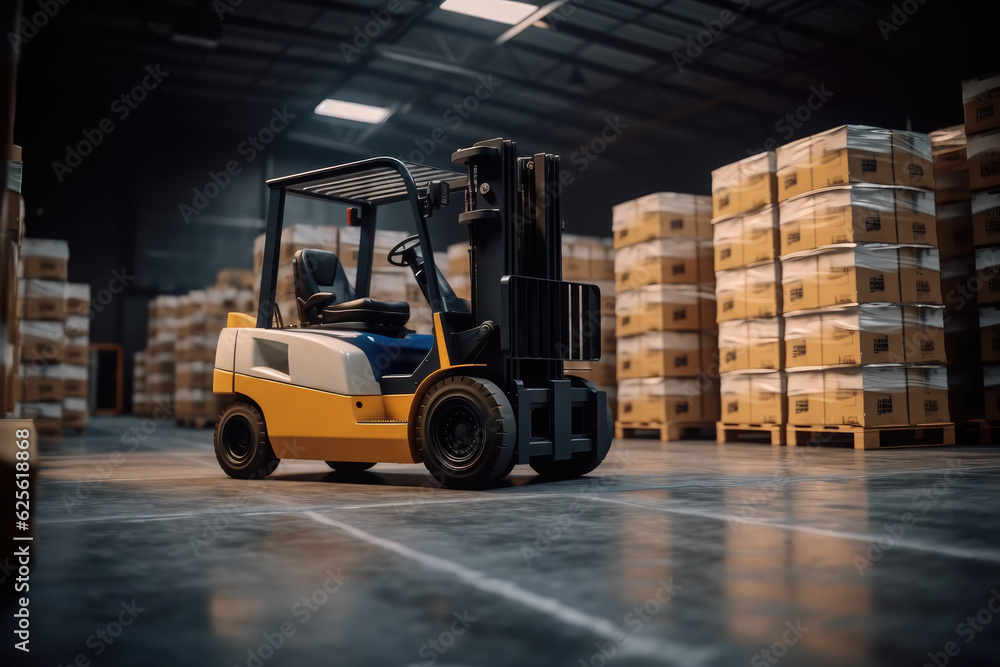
[174,276,254,427]
[612,193,720,441]
[963,74,1000,427]
[930,125,982,431]
[711,152,787,445]
[62,283,91,433]
[774,124,953,449]
[3,145,24,417]
[560,235,617,415]
[133,351,149,416]
[15,239,71,440]
[144,295,179,416]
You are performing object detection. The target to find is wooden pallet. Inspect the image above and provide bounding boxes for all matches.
[785,423,955,450]
[615,421,716,442]
[961,420,1000,444]
[716,422,786,446]
[175,415,217,429]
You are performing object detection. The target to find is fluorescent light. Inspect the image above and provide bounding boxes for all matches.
[440,0,538,25]
[313,99,393,124]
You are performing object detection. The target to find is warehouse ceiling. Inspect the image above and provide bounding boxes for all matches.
[16,0,993,184]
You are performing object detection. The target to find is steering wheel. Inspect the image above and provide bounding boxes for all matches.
[387,234,421,267]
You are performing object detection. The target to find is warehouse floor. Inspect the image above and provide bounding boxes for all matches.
[28,417,1000,667]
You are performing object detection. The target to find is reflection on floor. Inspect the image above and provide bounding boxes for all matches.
[23,416,1000,667]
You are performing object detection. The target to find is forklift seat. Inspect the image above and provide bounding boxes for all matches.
[293,249,410,328]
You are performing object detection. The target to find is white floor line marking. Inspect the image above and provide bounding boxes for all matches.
[303,510,717,665]
[582,495,1000,564]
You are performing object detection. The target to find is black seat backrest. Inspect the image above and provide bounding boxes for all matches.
[293,248,355,306]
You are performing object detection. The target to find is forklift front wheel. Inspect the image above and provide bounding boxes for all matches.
[214,400,280,480]
[325,461,377,473]
[415,376,515,490]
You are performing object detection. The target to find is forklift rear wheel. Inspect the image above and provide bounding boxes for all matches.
[325,461,377,472]
[214,400,280,480]
[416,376,515,490]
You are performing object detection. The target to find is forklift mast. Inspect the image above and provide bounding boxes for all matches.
[453,138,607,464]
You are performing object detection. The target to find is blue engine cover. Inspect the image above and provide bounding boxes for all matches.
[328,332,434,381]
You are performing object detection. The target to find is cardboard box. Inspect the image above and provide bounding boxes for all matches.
[930,126,969,204]
[19,320,67,363]
[740,152,778,213]
[616,284,710,335]
[717,320,748,374]
[720,372,752,423]
[975,247,1000,304]
[750,372,786,424]
[892,131,935,190]
[824,366,908,426]
[617,331,703,379]
[984,365,1000,421]
[615,238,701,291]
[817,246,900,307]
[20,239,69,281]
[711,161,741,221]
[748,317,783,370]
[618,377,707,423]
[972,189,1000,248]
[962,73,1000,135]
[18,279,67,320]
[811,186,897,247]
[612,193,701,248]
[715,269,747,322]
[63,337,89,365]
[781,254,821,312]
[980,306,1000,363]
[898,247,942,304]
[61,364,88,398]
[695,196,713,239]
[784,313,823,368]
[967,129,1000,191]
[276,224,339,265]
[895,188,937,246]
[903,306,947,364]
[936,199,974,261]
[16,375,64,402]
[743,206,779,265]
[697,239,715,282]
[786,370,825,425]
[812,125,894,189]
[776,136,814,202]
[745,262,781,318]
[64,283,91,317]
[62,396,88,429]
[821,305,905,366]
[907,366,951,424]
[778,195,817,256]
[713,217,743,271]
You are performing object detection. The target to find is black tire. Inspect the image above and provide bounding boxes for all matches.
[415,376,515,490]
[214,400,279,480]
[325,461,376,472]
[530,376,612,481]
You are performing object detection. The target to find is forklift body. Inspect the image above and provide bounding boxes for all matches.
[212,138,612,488]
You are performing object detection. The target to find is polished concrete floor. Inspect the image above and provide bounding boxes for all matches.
[18,416,1000,667]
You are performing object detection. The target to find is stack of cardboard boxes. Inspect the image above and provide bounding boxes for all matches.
[611,193,719,434]
[142,295,179,417]
[930,125,982,427]
[962,74,1000,421]
[15,239,90,438]
[252,224,433,333]
[133,351,148,416]
[774,124,950,432]
[560,235,617,413]
[173,276,255,426]
[711,152,786,434]
[2,146,24,417]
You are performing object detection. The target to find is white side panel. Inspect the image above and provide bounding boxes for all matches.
[215,328,237,372]
[233,329,380,396]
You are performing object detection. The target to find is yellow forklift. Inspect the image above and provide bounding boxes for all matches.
[212,138,612,489]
